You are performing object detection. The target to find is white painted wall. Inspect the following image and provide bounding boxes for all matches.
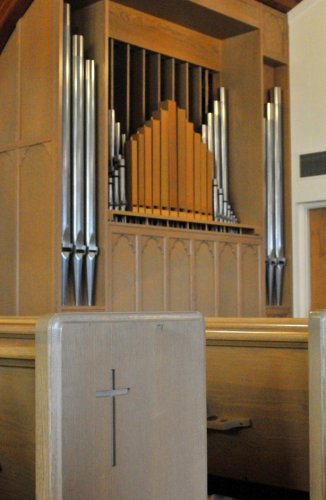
[288,0,326,316]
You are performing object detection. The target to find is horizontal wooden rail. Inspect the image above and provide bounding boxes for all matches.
[0,315,308,360]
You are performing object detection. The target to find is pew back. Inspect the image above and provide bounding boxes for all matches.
[206,317,309,491]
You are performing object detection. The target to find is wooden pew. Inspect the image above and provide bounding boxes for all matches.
[0,316,36,499]
[308,310,326,500]
[0,315,309,498]
[206,317,309,492]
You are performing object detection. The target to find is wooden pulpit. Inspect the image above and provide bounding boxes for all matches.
[35,312,207,499]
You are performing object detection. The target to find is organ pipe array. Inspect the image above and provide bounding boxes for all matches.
[265,87,286,305]
[61,2,98,306]
[108,39,237,224]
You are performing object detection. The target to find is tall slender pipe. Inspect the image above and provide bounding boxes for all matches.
[61,2,72,305]
[85,59,98,306]
[219,87,228,216]
[72,35,85,306]
[273,87,285,305]
[265,102,275,305]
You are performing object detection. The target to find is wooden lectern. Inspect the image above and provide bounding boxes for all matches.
[36,312,207,499]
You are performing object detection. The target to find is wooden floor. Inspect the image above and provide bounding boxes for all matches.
[208,476,309,500]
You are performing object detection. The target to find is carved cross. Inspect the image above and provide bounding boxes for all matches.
[96,369,130,466]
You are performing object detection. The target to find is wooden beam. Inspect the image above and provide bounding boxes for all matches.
[256,0,302,13]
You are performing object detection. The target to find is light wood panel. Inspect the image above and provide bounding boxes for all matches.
[19,0,55,143]
[206,317,308,491]
[19,143,56,315]
[0,151,18,314]
[36,313,207,499]
[107,222,263,316]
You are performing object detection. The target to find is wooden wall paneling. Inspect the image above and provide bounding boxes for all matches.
[130,47,146,134]
[309,209,326,310]
[168,238,191,311]
[0,26,19,148]
[18,143,57,315]
[240,243,263,316]
[0,151,18,314]
[146,52,161,118]
[19,0,56,144]
[176,61,189,118]
[108,2,221,72]
[221,30,264,232]
[70,0,109,308]
[194,240,216,316]
[140,236,165,311]
[110,232,137,311]
[0,364,35,499]
[218,242,240,316]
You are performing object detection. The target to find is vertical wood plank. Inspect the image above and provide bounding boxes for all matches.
[144,123,153,211]
[0,151,18,314]
[151,118,161,211]
[109,38,114,109]
[161,100,177,211]
[177,107,187,213]
[141,237,164,311]
[125,137,138,211]
[186,122,194,215]
[111,234,136,311]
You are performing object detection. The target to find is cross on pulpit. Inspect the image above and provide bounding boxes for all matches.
[96,369,130,466]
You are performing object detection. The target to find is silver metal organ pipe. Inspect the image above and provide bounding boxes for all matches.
[72,34,86,306]
[61,2,72,305]
[265,102,275,305]
[85,59,98,306]
[272,86,285,305]
[219,87,228,215]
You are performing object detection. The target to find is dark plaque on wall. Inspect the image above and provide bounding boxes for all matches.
[300,151,326,177]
